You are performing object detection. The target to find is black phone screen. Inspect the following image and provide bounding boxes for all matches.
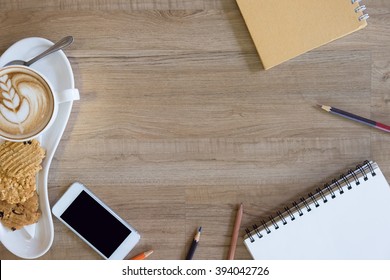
[60,190,131,258]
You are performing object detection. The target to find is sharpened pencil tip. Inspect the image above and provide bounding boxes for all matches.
[316,104,332,112]
[145,250,154,258]
[317,104,329,110]
[198,226,202,232]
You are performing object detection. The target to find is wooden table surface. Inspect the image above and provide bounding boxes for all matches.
[0,0,389,260]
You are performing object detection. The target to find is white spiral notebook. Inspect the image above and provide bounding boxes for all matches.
[244,161,390,259]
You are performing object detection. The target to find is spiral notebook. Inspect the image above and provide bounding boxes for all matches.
[244,161,390,259]
[236,0,369,69]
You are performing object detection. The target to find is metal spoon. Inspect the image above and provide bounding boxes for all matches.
[4,36,74,67]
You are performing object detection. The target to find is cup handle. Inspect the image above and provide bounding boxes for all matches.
[55,88,80,104]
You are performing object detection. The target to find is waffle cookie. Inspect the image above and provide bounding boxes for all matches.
[0,140,45,179]
[0,140,45,229]
[0,191,41,230]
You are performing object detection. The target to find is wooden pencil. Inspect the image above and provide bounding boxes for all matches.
[130,250,153,260]
[186,227,202,260]
[227,203,243,260]
[318,105,390,133]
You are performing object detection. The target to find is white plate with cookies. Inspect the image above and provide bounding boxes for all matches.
[0,37,78,258]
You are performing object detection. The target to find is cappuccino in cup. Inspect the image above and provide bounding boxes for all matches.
[0,66,79,142]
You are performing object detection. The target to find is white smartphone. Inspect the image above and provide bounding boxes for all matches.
[52,182,140,260]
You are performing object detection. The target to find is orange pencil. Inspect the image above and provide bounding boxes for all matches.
[130,250,154,260]
[227,203,243,260]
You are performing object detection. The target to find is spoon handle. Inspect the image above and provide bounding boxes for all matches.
[26,36,74,66]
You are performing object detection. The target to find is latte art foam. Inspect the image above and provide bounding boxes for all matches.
[0,68,54,140]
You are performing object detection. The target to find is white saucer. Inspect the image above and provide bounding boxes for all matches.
[0,37,77,258]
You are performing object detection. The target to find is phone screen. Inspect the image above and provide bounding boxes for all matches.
[60,190,131,258]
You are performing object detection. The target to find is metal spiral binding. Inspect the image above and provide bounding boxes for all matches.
[300,197,311,212]
[308,192,319,208]
[284,206,295,221]
[332,178,344,195]
[316,187,327,203]
[357,163,368,181]
[365,160,376,176]
[351,0,369,21]
[325,183,336,199]
[340,173,352,190]
[348,169,360,185]
[245,160,376,243]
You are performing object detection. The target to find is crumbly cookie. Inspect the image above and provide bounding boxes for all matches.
[0,140,45,179]
[0,191,41,230]
[0,173,36,204]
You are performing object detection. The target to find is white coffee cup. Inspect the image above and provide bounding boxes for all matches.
[0,65,79,142]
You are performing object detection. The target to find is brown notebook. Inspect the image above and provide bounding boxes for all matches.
[236,0,368,70]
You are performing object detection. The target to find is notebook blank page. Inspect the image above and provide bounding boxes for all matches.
[244,167,390,259]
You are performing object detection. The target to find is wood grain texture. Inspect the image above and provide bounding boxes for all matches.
[0,0,389,260]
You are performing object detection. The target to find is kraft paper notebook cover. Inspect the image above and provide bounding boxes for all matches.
[236,0,369,69]
[244,161,390,259]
